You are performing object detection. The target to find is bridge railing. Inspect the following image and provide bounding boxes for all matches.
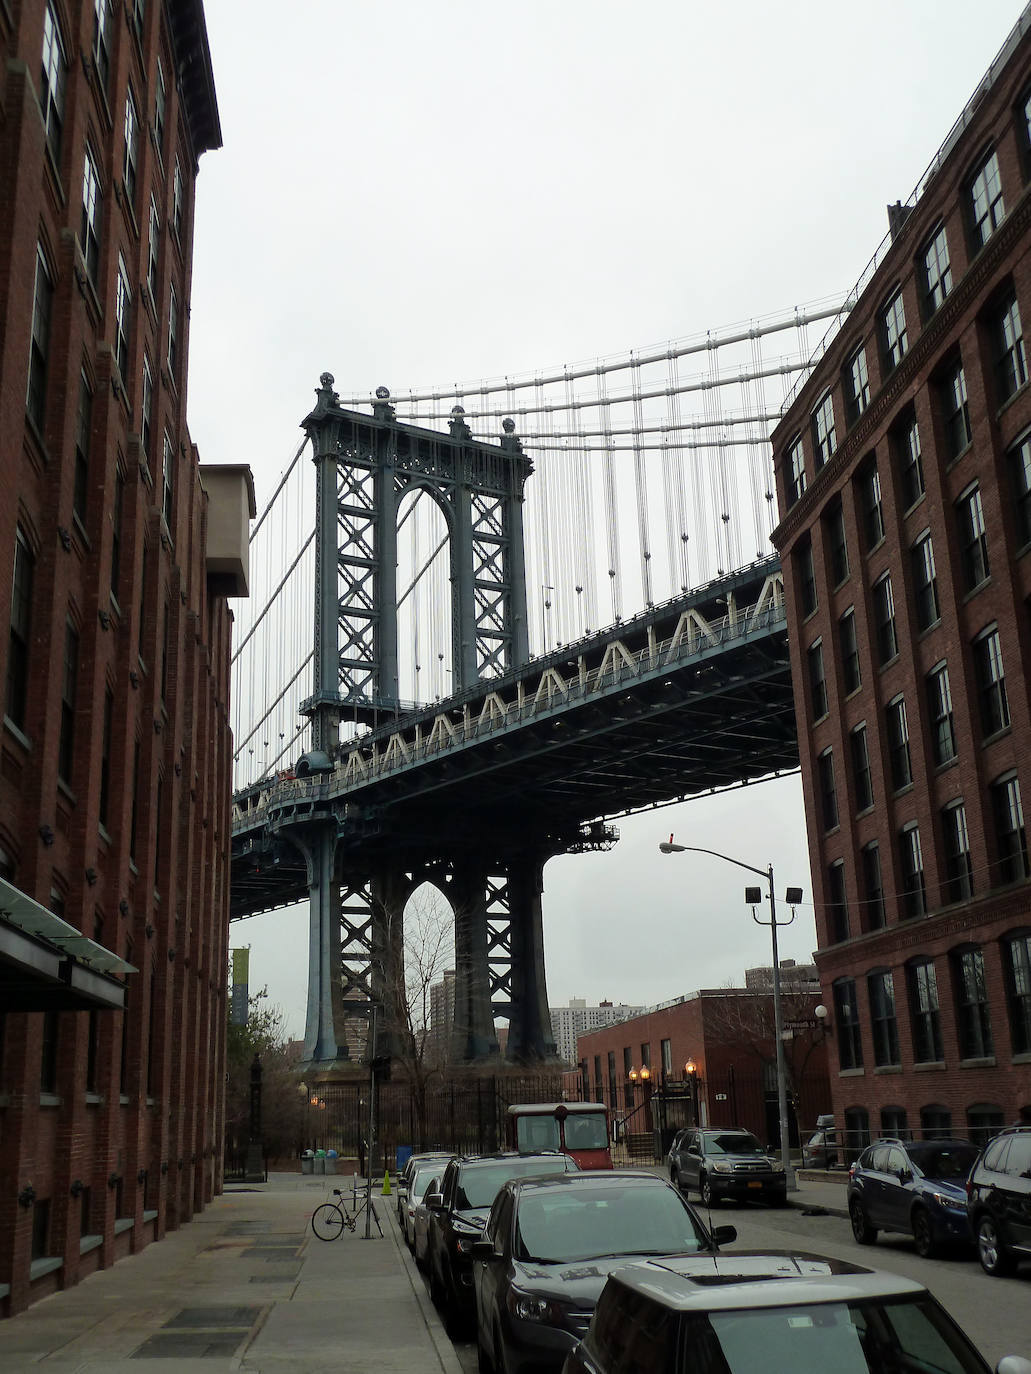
[231,594,787,832]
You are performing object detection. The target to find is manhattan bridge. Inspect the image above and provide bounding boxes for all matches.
[229,296,848,1071]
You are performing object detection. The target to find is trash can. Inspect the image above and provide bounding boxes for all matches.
[324,1156,336,1175]
[314,1153,326,1175]
[301,1151,314,1176]
[396,1145,413,1174]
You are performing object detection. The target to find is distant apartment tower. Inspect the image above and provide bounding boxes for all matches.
[0,0,253,1318]
[550,998,646,1067]
[429,969,457,1064]
[771,8,1031,1146]
[744,961,820,993]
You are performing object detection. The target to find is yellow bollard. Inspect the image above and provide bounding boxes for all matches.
[381,1169,391,1196]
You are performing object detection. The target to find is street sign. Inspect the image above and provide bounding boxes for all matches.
[783,1019,819,1031]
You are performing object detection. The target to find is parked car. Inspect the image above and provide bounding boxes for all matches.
[413,1170,446,1273]
[396,1150,454,1227]
[402,1159,452,1252]
[846,1137,980,1257]
[802,1114,838,1169]
[473,1169,736,1374]
[966,1125,1031,1277]
[560,1251,1031,1374]
[426,1151,579,1332]
[667,1127,787,1207]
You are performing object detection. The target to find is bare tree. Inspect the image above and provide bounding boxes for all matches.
[702,985,826,1114]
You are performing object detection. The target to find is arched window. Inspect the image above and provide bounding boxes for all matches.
[966,1102,1004,1148]
[843,1106,870,1162]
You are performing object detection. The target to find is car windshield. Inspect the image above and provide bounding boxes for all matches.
[680,1295,986,1374]
[515,1116,562,1152]
[563,1113,609,1150]
[410,1167,440,1202]
[905,1143,979,1180]
[455,1158,571,1209]
[514,1184,709,1263]
[705,1133,765,1156]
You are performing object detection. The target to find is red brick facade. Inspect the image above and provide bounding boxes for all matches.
[0,0,234,1316]
[771,15,1031,1148]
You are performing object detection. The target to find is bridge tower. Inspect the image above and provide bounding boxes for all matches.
[294,374,555,1069]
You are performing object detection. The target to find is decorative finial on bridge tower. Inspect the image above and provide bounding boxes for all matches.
[500,416,523,454]
[449,404,472,440]
[313,371,339,415]
[372,385,395,422]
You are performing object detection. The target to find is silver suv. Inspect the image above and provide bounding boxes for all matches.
[667,1127,786,1207]
[561,1251,1031,1374]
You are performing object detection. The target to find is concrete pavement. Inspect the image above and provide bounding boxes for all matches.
[0,1173,463,1374]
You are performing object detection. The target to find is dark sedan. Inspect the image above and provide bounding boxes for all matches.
[472,1170,736,1374]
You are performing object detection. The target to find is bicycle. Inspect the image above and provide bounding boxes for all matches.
[311,1184,383,1240]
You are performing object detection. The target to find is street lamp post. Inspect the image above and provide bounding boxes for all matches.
[659,837,803,1192]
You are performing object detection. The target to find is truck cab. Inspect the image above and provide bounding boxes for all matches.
[506,1102,613,1170]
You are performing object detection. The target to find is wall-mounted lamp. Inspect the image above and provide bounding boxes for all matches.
[628,1067,638,1082]
[39,824,55,846]
[639,1065,651,1083]
[85,867,98,885]
[137,1169,147,1185]
[69,1179,85,1198]
[107,1173,121,1190]
[814,1004,832,1039]
[18,1185,36,1208]
[160,1161,169,1175]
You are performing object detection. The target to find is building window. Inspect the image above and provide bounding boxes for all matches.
[7,529,35,731]
[967,1104,1005,1149]
[881,1107,909,1139]
[797,537,817,617]
[824,499,848,585]
[991,772,1029,884]
[827,859,849,942]
[942,800,974,904]
[908,960,944,1064]
[956,484,989,590]
[921,223,952,315]
[953,946,993,1060]
[27,244,54,430]
[844,344,870,425]
[992,289,1028,402]
[920,1104,952,1139]
[147,197,160,300]
[129,740,141,863]
[1008,431,1031,547]
[79,148,103,289]
[167,285,178,378]
[172,158,184,240]
[850,723,873,813]
[786,434,806,506]
[872,573,898,665]
[661,1038,672,1075]
[926,662,956,766]
[856,458,885,550]
[99,688,113,829]
[969,147,1005,248]
[839,608,861,694]
[843,1107,871,1157]
[161,430,174,529]
[940,359,972,458]
[57,621,79,785]
[111,470,124,598]
[910,531,940,630]
[868,970,900,1067]
[154,58,166,154]
[40,1008,59,1092]
[834,978,862,1070]
[807,640,827,720]
[141,355,153,458]
[818,748,838,832]
[74,370,93,527]
[886,696,912,791]
[899,823,927,918]
[40,4,67,164]
[895,412,925,509]
[92,0,111,92]
[862,842,886,931]
[1003,930,1031,1056]
[115,254,131,380]
[973,625,1009,737]
[812,391,836,470]
[123,88,139,206]
[31,1200,51,1262]
[881,288,908,370]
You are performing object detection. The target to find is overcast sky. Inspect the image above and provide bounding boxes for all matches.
[191,1,1027,1040]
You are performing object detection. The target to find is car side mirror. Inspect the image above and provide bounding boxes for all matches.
[425,1192,444,1211]
[712,1225,737,1247]
[471,1238,495,1260]
[897,1169,912,1183]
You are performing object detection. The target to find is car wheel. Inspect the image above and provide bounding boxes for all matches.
[849,1198,878,1245]
[670,1165,679,1187]
[700,1175,719,1208]
[911,1206,937,1259]
[976,1214,1016,1277]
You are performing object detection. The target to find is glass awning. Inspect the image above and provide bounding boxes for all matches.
[0,877,136,975]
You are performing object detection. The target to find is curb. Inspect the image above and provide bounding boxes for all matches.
[385,1191,465,1374]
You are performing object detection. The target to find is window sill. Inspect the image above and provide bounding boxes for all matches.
[981,725,1013,749]
[79,1234,103,1256]
[3,716,33,752]
[113,1217,134,1236]
[85,1092,103,1105]
[961,577,991,602]
[838,1067,865,1077]
[1010,1051,1031,1065]
[30,1257,63,1282]
[39,1094,61,1108]
[873,1064,903,1074]
[57,777,76,806]
[901,492,927,517]
[892,783,914,799]
[959,1056,996,1069]
[119,1094,131,1106]
[143,1209,158,1224]
[997,378,1030,419]
[878,653,901,672]
[934,755,959,775]
[913,1060,947,1071]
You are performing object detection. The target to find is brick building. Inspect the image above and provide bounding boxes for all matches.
[771,9,1031,1150]
[0,0,253,1316]
[572,979,831,1149]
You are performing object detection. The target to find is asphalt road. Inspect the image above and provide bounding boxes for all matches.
[439,1198,1031,1372]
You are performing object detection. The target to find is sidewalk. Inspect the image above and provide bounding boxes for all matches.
[0,1173,463,1374]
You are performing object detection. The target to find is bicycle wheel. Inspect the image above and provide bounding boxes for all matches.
[311,1203,346,1241]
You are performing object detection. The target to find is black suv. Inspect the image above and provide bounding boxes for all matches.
[667,1127,787,1207]
[966,1125,1031,1276]
[426,1151,579,1331]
